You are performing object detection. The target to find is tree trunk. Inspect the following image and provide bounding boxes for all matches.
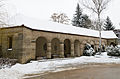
[98,14,102,54]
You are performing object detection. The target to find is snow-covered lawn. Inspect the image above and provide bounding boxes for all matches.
[1,52,120,79]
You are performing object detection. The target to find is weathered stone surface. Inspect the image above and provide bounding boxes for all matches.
[0,26,117,63]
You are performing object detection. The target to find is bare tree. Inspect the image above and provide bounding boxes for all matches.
[80,0,111,54]
[50,13,58,22]
[51,13,70,25]
[91,19,104,30]
[0,0,9,28]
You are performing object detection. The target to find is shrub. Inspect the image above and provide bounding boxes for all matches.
[83,43,95,56]
[106,45,120,56]
[0,58,17,69]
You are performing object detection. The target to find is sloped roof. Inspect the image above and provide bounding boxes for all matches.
[8,14,117,39]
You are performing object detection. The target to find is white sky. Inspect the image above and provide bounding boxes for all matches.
[5,0,120,29]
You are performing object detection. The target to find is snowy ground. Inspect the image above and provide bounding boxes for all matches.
[1,52,120,79]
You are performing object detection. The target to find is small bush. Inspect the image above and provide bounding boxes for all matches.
[106,45,120,56]
[83,43,95,56]
[0,58,17,69]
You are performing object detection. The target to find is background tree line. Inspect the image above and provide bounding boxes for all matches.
[51,1,115,31]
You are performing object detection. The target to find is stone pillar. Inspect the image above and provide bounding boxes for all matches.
[95,44,98,52]
[47,42,51,59]
[80,44,84,56]
[31,40,36,59]
[71,43,74,57]
[60,42,64,58]
[78,44,81,57]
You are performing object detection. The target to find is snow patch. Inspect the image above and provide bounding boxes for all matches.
[1,52,120,79]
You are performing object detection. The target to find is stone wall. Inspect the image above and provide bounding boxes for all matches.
[0,26,23,63]
[21,27,109,63]
[0,26,117,63]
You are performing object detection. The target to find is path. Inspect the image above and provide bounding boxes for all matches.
[24,64,120,79]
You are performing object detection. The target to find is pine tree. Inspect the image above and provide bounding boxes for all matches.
[80,14,92,29]
[103,16,115,30]
[72,4,83,27]
[72,4,92,28]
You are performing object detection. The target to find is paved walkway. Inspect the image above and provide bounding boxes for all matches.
[24,64,120,79]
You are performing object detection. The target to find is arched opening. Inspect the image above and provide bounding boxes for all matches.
[91,45,94,49]
[81,41,87,55]
[64,39,71,57]
[110,42,116,47]
[102,44,105,52]
[90,41,96,52]
[51,38,60,58]
[74,40,80,56]
[90,41,94,49]
[36,37,47,59]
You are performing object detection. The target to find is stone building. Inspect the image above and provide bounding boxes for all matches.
[114,29,120,45]
[0,22,117,63]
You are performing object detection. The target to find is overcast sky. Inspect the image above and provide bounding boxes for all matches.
[6,0,120,29]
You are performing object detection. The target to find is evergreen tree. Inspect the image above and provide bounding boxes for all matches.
[72,4,83,27]
[72,4,92,28]
[80,14,92,29]
[103,16,115,30]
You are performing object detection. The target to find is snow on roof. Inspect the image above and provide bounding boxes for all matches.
[9,14,117,39]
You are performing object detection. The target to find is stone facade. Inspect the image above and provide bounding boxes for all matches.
[0,26,117,63]
[114,29,120,45]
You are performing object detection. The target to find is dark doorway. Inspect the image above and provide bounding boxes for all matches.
[64,39,71,57]
[36,37,47,59]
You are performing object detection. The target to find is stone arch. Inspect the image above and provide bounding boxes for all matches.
[95,41,99,52]
[51,38,60,58]
[110,42,116,46]
[87,40,90,44]
[36,37,47,59]
[90,41,95,49]
[101,43,105,52]
[74,40,80,56]
[82,40,87,44]
[82,40,88,48]
[64,39,71,57]
[80,40,87,55]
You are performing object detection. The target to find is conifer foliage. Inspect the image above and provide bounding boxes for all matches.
[103,16,115,30]
[72,4,82,27]
[72,4,91,28]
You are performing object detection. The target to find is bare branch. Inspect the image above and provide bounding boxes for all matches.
[80,0,111,53]
[81,0,110,16]
[50,13,70,25]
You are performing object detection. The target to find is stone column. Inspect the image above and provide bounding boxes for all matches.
[31,40,36,59]
[80,44,84,56]
[60,42,64,58]
[47,42,51,59]
[71,43,74,57]
[77,44,81,57]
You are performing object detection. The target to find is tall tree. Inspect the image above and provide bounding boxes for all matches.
[72,3,83,27]
[81,0,111,53]
[72,4,92,29]
[80,14,92,29]
[103,16,115,30]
